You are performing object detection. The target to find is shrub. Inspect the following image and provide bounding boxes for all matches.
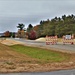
[29,30,36,40]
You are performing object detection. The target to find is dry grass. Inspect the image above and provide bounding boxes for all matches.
[0,39,23,45]
[36,37,75,43]
[0,43,75,73]
[0,43,40,72]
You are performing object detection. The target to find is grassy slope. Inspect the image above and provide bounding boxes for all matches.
[0,43,75,72]
[10,44,71,63]
[0,43,38,63]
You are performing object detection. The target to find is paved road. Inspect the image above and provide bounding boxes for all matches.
[12,38,75,53]
[0,69,75,75]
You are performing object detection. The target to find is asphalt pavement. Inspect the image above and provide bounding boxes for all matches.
[0,69,75,75]
[12,38,75,53]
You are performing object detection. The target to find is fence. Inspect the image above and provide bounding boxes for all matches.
[62,35,74,45]
[46,35,58,45]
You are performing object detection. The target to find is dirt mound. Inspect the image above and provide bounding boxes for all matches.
[0,39,23,46]
[35,37,45,42]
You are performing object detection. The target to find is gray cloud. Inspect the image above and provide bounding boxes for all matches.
[0,0,75,32]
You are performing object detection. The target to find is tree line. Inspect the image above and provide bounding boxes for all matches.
[33,14,75,38]
[1,14,75,39]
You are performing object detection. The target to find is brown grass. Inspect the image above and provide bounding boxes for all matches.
[0,41,75,73]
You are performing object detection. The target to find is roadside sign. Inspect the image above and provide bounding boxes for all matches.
[65,35,71,39]
[63,35,74,45]
[46,35,58,45]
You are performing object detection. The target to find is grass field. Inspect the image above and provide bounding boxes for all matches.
[0,43,75,72]
[10,44,71,63]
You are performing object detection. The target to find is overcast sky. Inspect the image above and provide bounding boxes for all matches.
[0,0,75,32]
